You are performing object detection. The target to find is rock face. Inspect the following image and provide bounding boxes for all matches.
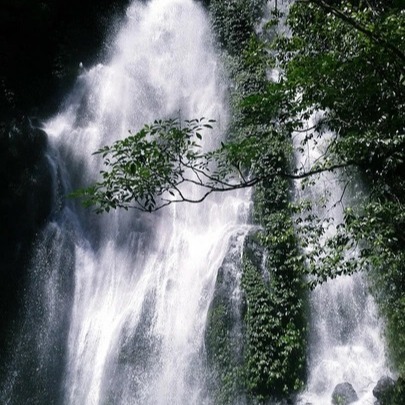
[0,117,54,355]
[0,0,131,360]
[204,232,248,403]
[373,376,395,405]
[0,0,130,121]
[332,382,359,405]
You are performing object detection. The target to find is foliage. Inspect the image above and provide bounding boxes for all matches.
[208,1,309,401]
[242,224,307,399]
[376,377,405,405]
[279,1,405,153]
[202,1,308,402]
[346,201,405,374]
[72,113,339,214]
[205,278,244,405]
[270,0,405,374]
[77,0,405,393]
[242,160,308,400]
[391,377,405,405]
[242,258,275,399]
[72,117,256,212]
[209,0,266,55]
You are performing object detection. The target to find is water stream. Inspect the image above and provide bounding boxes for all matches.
[294,117,391,404]
[1,1,250,403]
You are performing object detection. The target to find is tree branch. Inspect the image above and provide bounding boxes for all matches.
[281,161,357,180]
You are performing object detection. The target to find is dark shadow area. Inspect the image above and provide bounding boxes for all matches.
[0,0,130,369]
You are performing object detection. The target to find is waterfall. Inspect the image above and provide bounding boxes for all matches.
[1,1,396,404]
[1,0,250,403]
[294,115,392,404]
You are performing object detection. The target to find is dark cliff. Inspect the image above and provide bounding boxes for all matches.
[0,0,130,353]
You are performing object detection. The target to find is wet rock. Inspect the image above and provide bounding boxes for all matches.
[0,116,54,355]
[205,232,248,403]
[243,231,265,270]
[275,397,296,404]
[332,382,358,404]
[373,376,395,403]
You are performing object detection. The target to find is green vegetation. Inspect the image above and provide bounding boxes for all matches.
[207,1,308,402]
[76,0,405,400]
[205,269,245,405]
[71,118,231,213]
[272,0,405,377]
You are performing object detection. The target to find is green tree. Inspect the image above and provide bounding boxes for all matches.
[72,0,405,401]
[271,0,405,376]
[75,0,404,279]
[75,0,405,378]
[75,0,405,276]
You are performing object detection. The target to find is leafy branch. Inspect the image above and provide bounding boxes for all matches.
[72,117,356,213]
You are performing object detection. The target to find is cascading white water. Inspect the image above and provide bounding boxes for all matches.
[294,116,392,404]
[2,1,395,403]
[42,1,250,403]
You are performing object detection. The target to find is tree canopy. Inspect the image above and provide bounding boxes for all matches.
[74,0,405,283]
[75,1,404,216]
[74,0,405,394]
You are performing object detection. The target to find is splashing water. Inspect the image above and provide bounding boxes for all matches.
[294,116,392,405]
[2,1,250,404]
[1,1,393,404]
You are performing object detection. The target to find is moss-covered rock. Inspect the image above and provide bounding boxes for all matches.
[206,1,308,402]
[205,234,247,404]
